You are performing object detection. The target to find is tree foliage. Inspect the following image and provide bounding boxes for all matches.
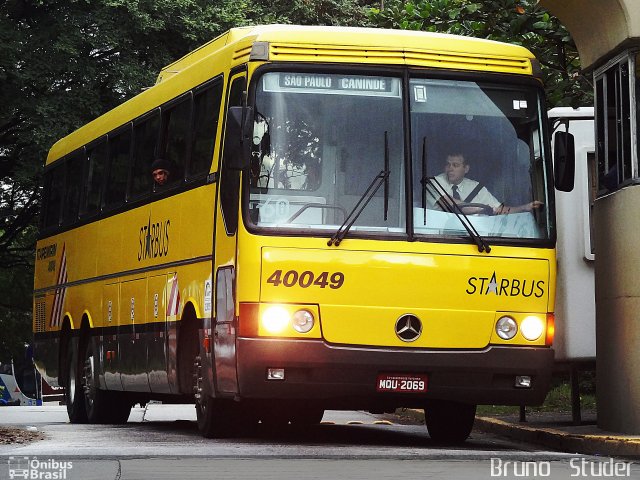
[368,0,592,108]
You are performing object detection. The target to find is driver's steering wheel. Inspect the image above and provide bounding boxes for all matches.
[456,202,494,216]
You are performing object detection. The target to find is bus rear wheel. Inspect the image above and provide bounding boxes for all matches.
[424,400,476,444]
[64,339,87,423]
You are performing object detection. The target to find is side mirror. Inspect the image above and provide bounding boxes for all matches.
[223,106,253,170]
[553,131,575,192]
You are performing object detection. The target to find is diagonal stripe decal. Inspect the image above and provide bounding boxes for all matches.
[167,273,181,318]
[50,243,67,328]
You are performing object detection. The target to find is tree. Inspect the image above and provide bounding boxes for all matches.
[248,0,374,25]
[367,0,593,107]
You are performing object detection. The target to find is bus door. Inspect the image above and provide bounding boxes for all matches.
[211,73,246,396]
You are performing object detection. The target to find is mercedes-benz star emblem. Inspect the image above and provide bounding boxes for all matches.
[395,314,423,342]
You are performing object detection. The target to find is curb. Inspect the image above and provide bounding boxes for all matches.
[474,417,640,457]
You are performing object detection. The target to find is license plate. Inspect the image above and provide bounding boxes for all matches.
[376,373,428,393]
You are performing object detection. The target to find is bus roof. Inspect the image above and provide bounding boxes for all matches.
[47,25,537,164]
[156,25,535,83]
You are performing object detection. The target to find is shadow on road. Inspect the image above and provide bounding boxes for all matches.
[131,419,522,453]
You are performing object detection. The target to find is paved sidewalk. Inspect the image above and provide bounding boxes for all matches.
[474,412,640,458]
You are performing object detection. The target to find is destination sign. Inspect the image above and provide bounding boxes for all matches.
[279,74,393,92]
[264,73,401,97]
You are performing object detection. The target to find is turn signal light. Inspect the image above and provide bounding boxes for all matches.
[545,313,555,346]
[238,302,260,337]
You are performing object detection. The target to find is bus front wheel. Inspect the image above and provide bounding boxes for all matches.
[194,354,239,437]
[424,400,476,444]
[196,396,239,438]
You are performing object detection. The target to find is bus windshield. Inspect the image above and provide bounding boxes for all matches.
[247,71,552,243]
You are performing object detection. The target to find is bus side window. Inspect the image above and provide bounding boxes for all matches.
[159,94,193,185]
[188,80,223,178]
[104,127,132,209]
[42,164,65,229]
[83,139,108,216]
[62,150,85,225]
[130,110,160,199]
[220,76,246,235]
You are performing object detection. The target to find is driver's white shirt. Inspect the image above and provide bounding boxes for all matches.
[429,174,501,208]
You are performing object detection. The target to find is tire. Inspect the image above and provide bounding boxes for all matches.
[65,338,88,423]
[193,352,241,438]
[424,400,476,444]
[196,396,238,438]
[81,338,131,424]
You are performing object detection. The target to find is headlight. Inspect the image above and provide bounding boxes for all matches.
[292,310,314,333]
[261,305,290,333]
[496,316,518,340]
[521,316,544,341]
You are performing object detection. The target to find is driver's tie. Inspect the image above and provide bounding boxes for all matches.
[452,185,461,201]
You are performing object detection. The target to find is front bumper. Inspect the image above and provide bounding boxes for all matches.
[236,337,554,409]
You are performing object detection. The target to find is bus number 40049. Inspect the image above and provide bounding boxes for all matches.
[266,269,345,289]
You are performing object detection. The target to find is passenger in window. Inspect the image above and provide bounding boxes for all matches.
[151,158,172,187]
[429,153,543,215]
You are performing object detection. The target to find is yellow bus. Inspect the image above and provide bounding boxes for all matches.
[33,25,561,443]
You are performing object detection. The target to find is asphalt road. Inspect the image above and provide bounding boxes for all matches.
[0,404,637,480]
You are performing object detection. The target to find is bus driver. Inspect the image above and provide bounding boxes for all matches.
[430,153,543,215]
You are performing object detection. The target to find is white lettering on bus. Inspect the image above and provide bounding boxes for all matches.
[283,75,303,87]
[341,78,387,91]
[304,76,332,88]
[282,75,332,88]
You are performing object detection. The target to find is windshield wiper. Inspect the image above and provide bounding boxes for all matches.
[419,146,491,253]
[420,137,428,225]
[328,132,390,247]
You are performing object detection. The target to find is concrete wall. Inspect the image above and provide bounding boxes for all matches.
[594,185,640,433]
[539,0,640,71]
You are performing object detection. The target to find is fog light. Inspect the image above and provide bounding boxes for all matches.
[496,316,518,340]
[267,368,285,380]
[262,305,290,333]
[515,375,532,388]
[521,316,544,341]
[292,309,314,333]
